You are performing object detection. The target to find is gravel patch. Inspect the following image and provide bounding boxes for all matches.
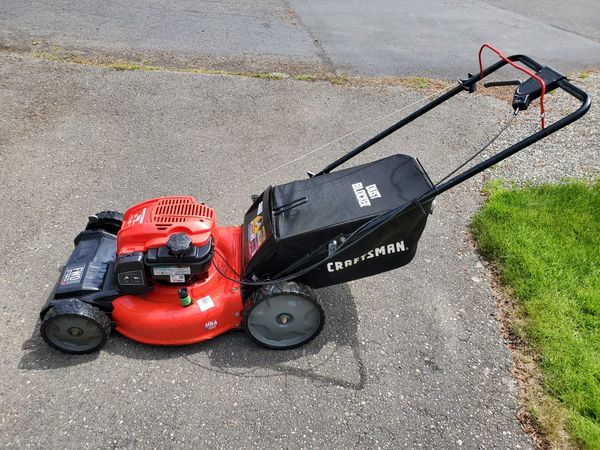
[489,72,598,185]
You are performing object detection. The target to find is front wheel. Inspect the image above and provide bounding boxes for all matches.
[41,299,111,354]
[243,282,325,349]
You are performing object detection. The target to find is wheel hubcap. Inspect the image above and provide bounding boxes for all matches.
[68,327,83,337]
[45,315,104,352]
[277,313,293,325]
[247,295,321,348]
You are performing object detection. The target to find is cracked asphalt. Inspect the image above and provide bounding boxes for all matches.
[1,1,597,448]
[1,0,599,76]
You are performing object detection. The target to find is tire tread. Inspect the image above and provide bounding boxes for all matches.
[41,299,111,354]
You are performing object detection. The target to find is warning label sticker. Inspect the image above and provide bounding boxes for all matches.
[169,274,186,283]
[61,265,85,285]
[248,215,266,259]
[153,266,191,276]
[197,295,215,312]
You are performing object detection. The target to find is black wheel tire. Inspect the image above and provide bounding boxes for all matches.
[41,299,111,354]
[243,282,325,350]
[85,210,123,235]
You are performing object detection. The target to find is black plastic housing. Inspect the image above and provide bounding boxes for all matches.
[145,238,213,284]
[115,252,151,295]
[55,230,117,298]
[41,230,121,317]
[512,66,565,111]
[243,154,433,288]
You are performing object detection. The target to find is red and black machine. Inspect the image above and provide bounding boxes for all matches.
[39,49,590,354]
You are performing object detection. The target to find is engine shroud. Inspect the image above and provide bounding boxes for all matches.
[114,197,217,291]
[112,196,244,345]
[118,196,216,254]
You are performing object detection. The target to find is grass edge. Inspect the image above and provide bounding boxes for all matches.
[470,182,582,450]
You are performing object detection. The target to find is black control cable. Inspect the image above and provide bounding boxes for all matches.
[436,108,518,184]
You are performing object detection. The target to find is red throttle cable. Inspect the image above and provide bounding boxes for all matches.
[478,44,546,128]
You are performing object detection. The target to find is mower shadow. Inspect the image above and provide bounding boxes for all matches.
[19,322,102,369]
[181,283,367,390]
[20,285,366,389]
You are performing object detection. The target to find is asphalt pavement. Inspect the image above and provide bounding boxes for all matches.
[1,0,599,77]
[0,53,532,448]
[1,1,597,448]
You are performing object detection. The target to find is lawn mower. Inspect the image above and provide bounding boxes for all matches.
[39,47,590,354]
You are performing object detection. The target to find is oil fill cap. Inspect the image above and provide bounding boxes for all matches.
[167,233,192,255]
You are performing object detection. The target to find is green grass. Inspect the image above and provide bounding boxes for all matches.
[471,181,600,449]
[26,49,451,89]
[402,76,431,89]
[110,62,161,71]
[251,72,286,80]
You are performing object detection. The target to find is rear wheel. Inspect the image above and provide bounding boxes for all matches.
[41,299,111,354]
[85,210,123,235]
[244,282,324,349]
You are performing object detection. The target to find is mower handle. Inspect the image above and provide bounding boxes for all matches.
[425,54,591,203]
[484,80,521,87]
[275,55,590,285]
[480,54,589,106]
[313,54,590,179]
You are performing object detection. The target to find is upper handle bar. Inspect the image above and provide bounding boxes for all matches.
[425,54,591,201]
[477,54,589,106]
[313,54,590,179]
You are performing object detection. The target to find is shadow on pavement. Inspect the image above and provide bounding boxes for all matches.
[19,285,366,390]
[20,322,101,369]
